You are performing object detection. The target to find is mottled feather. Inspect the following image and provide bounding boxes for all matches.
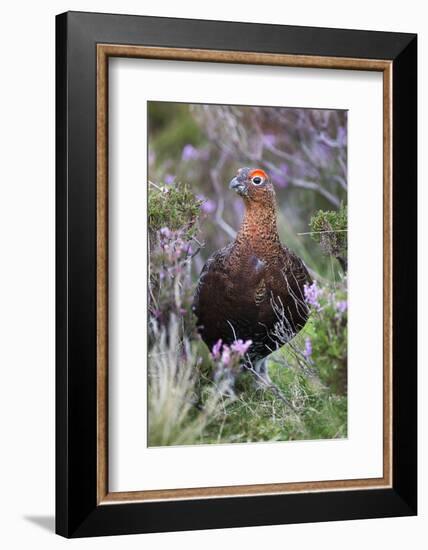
[193,167,311,362]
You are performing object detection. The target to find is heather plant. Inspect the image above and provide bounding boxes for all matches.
[148,179,202,240]
[147,102,349,444]
[309,204,348,272]
[303,279,348,395]
[210,338,253,396]
[191,105,347,211]
[268,277,347,397]
[148,226,197,341]
[148,178,203,339]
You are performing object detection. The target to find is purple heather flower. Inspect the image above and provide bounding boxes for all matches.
[221,346,231,366]
[159,227,173,239]
[263,133,276,147]
[164,174,175,185]
[304,281,321,309]
[230,339,252,356]
[336,300,348,314]
[272,163,289,188]
[337,126,347,146]
[212,339,223,359]
[197,194,216,214]
[314,142,331,166]
[173,246,184,260]
[172,239,192,260]
[304,337,312,359]
[201,199,216,214]
[181,144,199,161]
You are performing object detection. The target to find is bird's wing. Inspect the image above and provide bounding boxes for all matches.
[192,244,233,319]
[273,246,312,325]
[255,246,311,320]
[282,246,312,289]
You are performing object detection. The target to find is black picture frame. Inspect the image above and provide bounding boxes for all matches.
[56,10,417,538]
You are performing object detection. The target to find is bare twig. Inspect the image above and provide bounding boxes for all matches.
[291,179,341,208]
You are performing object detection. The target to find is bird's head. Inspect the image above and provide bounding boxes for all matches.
[229,167,275,205]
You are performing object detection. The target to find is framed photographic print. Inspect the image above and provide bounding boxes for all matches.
[56,11,417,538]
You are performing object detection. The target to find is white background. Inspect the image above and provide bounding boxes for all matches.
[0,1,425,548]
[109,59,383,492]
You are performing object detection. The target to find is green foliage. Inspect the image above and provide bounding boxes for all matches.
[199,357,347,444]
[148,280,348,446]
[309,204,347,271]
[148,331,347,446]
[148,180,202,239]
[304,281,348,395]
[148,102,206,162]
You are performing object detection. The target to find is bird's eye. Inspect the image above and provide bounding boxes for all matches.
[252,176,263,185]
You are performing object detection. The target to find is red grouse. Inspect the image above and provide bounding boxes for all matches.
[193,167,311,381]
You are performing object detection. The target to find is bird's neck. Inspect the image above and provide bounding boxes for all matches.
[234,200,282,260]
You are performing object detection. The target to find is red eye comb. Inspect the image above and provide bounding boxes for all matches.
[249,168,267,179]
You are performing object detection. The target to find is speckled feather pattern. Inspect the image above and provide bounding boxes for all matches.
[193,169,311,362]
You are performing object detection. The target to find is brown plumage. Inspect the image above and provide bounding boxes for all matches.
[193,167,311,375]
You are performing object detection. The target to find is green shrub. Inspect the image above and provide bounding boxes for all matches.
[309,204,347,271]
[303,279,348,395]
[148,180,202,240]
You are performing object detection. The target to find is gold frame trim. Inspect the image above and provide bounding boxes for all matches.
[96,44,393,505]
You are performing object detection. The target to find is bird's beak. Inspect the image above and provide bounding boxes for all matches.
[229,176,248,197]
